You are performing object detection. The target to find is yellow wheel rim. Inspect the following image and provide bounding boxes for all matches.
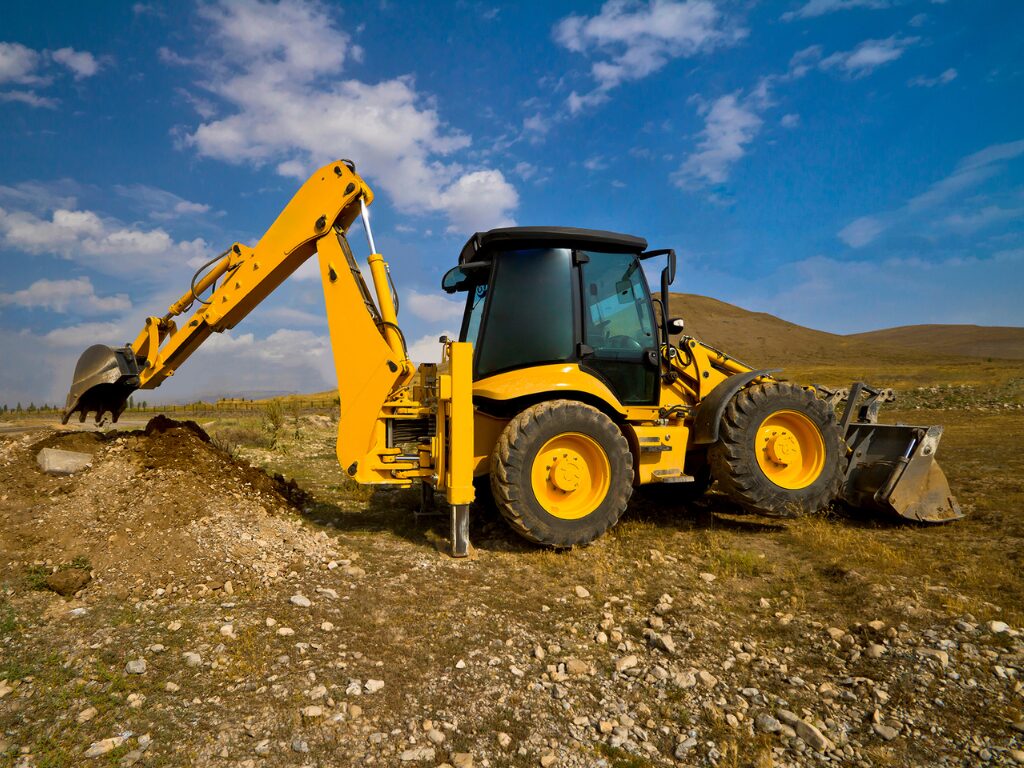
[754,410,826,490]
[530,432,611,520]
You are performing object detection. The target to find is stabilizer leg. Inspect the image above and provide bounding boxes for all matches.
[450,504,470,558]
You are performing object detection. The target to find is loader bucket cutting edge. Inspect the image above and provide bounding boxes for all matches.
[62,344,141,425]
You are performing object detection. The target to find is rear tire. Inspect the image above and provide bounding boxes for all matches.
[491,400,633,547]
[709,382,843,517]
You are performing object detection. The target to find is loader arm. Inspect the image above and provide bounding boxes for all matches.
[62,161,476,541]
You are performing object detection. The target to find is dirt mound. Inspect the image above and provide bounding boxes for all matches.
[0,417,335,599]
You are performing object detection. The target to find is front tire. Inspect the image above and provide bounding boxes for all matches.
[491,400,633,547]
[709,382,843,517]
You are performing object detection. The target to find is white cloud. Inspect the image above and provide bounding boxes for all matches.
[0,41,102,108]
[405,289,463,324]
[0,90,57,109]
[0,205,210,277]
[674,92,763,187]
[0,277,130,314]
[51,47,100,79]
[837,139,1024,247]
[908,139,1024,211]
[945,205,1023,233]
[583,155,608,171]
[554,0,742,114]
[0,42,42,85]
[782,0,888,22]
[838,215,886,247]
[114,184,214,220]
[437,170,518,233]
[183,0,518,234]
[819,36,917,78]
[406,330,457,364]
[909,68,957,88]
[780,113,800,128]
[514,161,538,181]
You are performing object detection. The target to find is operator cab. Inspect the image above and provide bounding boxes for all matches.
[443,227,671,406]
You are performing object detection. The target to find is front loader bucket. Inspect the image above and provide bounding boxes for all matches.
[62,344,142,425]
[840,422,963,523]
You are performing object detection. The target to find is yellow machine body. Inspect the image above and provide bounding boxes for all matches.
[62,158,960,556]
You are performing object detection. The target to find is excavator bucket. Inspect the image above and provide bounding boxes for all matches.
[840,422,962,522]
[62,344,141,425]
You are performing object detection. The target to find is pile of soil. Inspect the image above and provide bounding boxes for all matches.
[0,417,335,598]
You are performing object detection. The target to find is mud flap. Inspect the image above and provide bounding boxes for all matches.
[840,422,963,523]
[62,344,141,425]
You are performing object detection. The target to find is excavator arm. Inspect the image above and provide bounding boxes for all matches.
[62,159,475,553]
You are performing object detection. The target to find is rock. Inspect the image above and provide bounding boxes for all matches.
[165,682,179,692]
[219,623,234,638]
[44,568,91,597]
[565,658,588,675]
[125,659,147,675]
[916,648,949,667]
[77,706,98,724]
[426,729,445,745]
[873,723,900,741]
[987,620,1010,634]
[167,621,182,631]
[291,738,309,753]
[321,621,334,631]
[866,643,886,658]
[1008,749,1024,765]
[755,714,782,733]
[301,705,323,719]
[672,670,697,688]
[451,751,473,767]
[399,746,435,761]
[698,572,716,583]
[277,627,295,636]
[598,721,615,734]
[674,737,697,758]
[364,679,385,694]
[254,740,271,756]
[540,755,557,767]
[182,651,202,667]
[497,732,512,749]
[650,633,676,654]
[697,670,718,688]
[574,585,591,598]
[290,594,312,608]
[615,655,638,672]
[867,620,886,631]
[826,627,845,641]
[1012,720,1024,734]
[777,710,834,752]
[37,447,92,475]
[84,736,126,758]
[795,720,833,752]
[126,693,145,709]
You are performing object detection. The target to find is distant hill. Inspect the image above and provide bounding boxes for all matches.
[849,324,1024,360]
[665,293,1023,368]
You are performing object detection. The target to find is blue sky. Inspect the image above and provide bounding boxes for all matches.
[0,0,1021,405]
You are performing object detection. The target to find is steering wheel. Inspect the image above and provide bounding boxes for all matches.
[607,335,643,351]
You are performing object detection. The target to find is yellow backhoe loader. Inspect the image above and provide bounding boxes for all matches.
[62,159,962,556]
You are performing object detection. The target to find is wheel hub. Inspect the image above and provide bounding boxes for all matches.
[764,429,799,465]
[550,453,583,492]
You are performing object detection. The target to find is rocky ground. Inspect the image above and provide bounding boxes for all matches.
[1,410,1022,768]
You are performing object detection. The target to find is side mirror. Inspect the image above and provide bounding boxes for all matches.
[668,317,685,335]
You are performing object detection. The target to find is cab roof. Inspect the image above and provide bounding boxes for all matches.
[458,226,648,264]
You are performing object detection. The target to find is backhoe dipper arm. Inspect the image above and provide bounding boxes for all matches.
[62,159,413,431]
